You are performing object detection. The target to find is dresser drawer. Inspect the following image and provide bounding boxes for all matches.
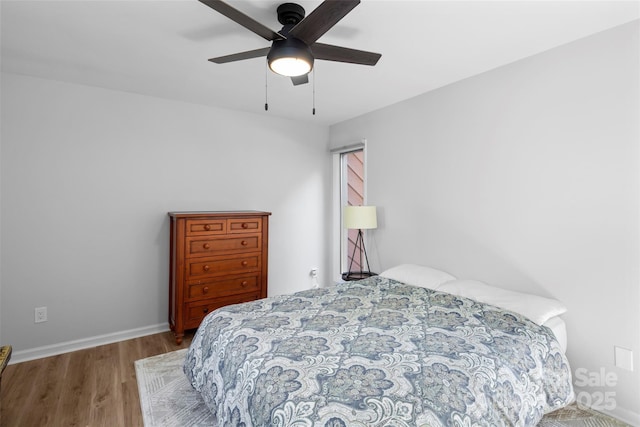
[186,274,260,301]
[187,254,261,279]
[186,234,261,257]
[184,292,261,329]
[186,219,226,236]
[228,218,262,234]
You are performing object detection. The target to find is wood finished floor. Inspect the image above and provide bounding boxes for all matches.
[0,331,194,427]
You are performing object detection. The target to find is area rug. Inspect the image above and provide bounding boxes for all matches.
[135,349,629,427]
[135,349,214,426]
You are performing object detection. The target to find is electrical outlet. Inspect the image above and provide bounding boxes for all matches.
[310,268,319,289]
[35,306,47,323]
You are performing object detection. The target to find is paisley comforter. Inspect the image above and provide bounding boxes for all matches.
[184,276,574,426]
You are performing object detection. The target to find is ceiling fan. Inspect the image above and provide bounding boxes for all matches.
[198,0,381,86]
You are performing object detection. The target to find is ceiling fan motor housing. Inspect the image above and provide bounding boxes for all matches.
[277,3,306,25]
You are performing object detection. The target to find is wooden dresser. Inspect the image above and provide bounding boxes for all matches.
[168,211,271,344]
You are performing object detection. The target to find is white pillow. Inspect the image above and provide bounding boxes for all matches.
[379,264,456,290]
[438,279,567,325]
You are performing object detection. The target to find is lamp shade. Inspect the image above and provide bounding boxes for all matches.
[344,206,377,230]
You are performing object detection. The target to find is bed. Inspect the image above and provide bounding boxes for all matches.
[184,265,574,426]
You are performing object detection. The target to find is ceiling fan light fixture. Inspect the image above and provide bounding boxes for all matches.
[267,38,314,77]
[269,57,312,77]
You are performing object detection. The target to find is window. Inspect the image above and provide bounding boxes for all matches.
[331,142,367,281]
[342,149,365,273]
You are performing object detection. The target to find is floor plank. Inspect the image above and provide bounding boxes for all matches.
[0,331,193,427]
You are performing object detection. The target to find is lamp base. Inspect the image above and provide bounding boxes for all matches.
[341,271,377,282]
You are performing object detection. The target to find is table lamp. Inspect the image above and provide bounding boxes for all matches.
[343,205,377,280]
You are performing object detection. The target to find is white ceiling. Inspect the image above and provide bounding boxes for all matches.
[1,0,638,125]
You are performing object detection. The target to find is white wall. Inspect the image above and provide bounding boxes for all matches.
[0,73,330,356]
[330,21,640,423]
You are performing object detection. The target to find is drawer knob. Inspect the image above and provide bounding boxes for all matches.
[203,265,210,271]
[203,243,210,249]
[241,240,248,246]
[203,308,209,314]
[204,224,211,231]
[241,222,248,229]
[241,281,248,287]
[203,286,209,294]
[241,261,248,267]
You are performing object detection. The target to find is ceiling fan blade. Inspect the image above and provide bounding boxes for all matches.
[291,74,309,86]
[312,43,381,66]
[289,0,360,45]
[208,47,270,64]
[198,0,284,41]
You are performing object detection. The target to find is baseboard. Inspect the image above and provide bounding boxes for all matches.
[600,406,640,427]
[9,323,170,365]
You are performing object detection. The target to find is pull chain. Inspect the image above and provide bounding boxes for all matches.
[265,60,269,111]
[312,67,316,115]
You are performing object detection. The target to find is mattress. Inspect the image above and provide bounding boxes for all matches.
[544,316,567,354]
